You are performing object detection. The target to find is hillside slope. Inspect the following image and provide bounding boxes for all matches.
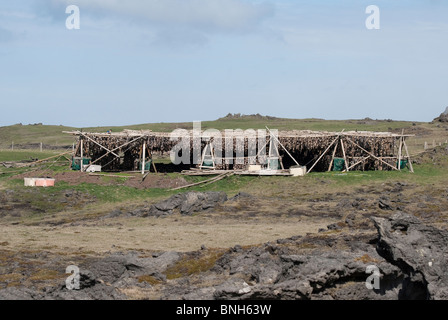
[0,115,445,155]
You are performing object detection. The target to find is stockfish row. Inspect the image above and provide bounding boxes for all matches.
[64,129,412,172]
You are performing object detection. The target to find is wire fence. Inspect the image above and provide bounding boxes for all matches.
[0,142,75,152]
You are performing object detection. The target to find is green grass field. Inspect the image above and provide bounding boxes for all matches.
[2,116,442,150]
[1,146,446,205]
[1,115,447,210]
[0,150,60,162]
[0,125,76,147]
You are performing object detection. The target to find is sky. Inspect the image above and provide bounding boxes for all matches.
[0,0,447,127]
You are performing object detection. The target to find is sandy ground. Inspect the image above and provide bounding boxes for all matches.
[0,214,331,254]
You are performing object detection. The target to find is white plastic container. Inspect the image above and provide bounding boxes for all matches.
[248,165,261,172]
[290,166,307,176]
[24,178,55,187]
[24,178,37,186]
[85,165,102,173]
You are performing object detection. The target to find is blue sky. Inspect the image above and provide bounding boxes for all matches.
[0,0,447,127]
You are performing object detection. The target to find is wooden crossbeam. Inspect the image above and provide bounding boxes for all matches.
[200,172,234,187]
[342,156,370,172]
[79,132,119,158]
[266,126,301,167]
[90,136,145,165]
[169,172,231,191]
[344,137,399,171]
[306,136,339,173]
[16,151,72,168]
[256,139,270,162]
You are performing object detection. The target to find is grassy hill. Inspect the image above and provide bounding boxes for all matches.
[1,115,447,155]
[0,124,77,148]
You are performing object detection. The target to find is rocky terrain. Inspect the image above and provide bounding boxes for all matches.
[1,144,448,300]
[434,107,448,123]
[0,211,446,300]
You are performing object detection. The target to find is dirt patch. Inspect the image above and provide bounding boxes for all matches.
[412,144,448,166]
[124,174,188,189]
[11,170,189,189]
[0,215,330,254]
[389,125,433,136]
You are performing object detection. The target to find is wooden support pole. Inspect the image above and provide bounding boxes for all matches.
[256,139,269,157]
[268,138,281,170]
[70,140,80,169]
[266,126,301,167]
[397,131,403,170]
[328,139,339,172]
[307,136,339,174]
[344,137,399,171]
[141,172,150,182]
[402,138,414,173]
[80,138,83,172]
[141,141,146,175]
[200,141,216,169]
[200,143,207,168]
[256,139,270,166]
[136,143,143,171]
[146,145,158,173]
[210,142,216,169]
[89,173,135,178]
[152,161,158,173]
[340,138,349,172]
[397,137,402,170]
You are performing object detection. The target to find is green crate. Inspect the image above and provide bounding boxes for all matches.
[268,159,279,170]
[202,160,214,167]
[71,157,91,170]
[397,159,408,169]
[333,158,345,171]
[139,160,152,171]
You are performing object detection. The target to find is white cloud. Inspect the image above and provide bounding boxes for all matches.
[48,0,275,33]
